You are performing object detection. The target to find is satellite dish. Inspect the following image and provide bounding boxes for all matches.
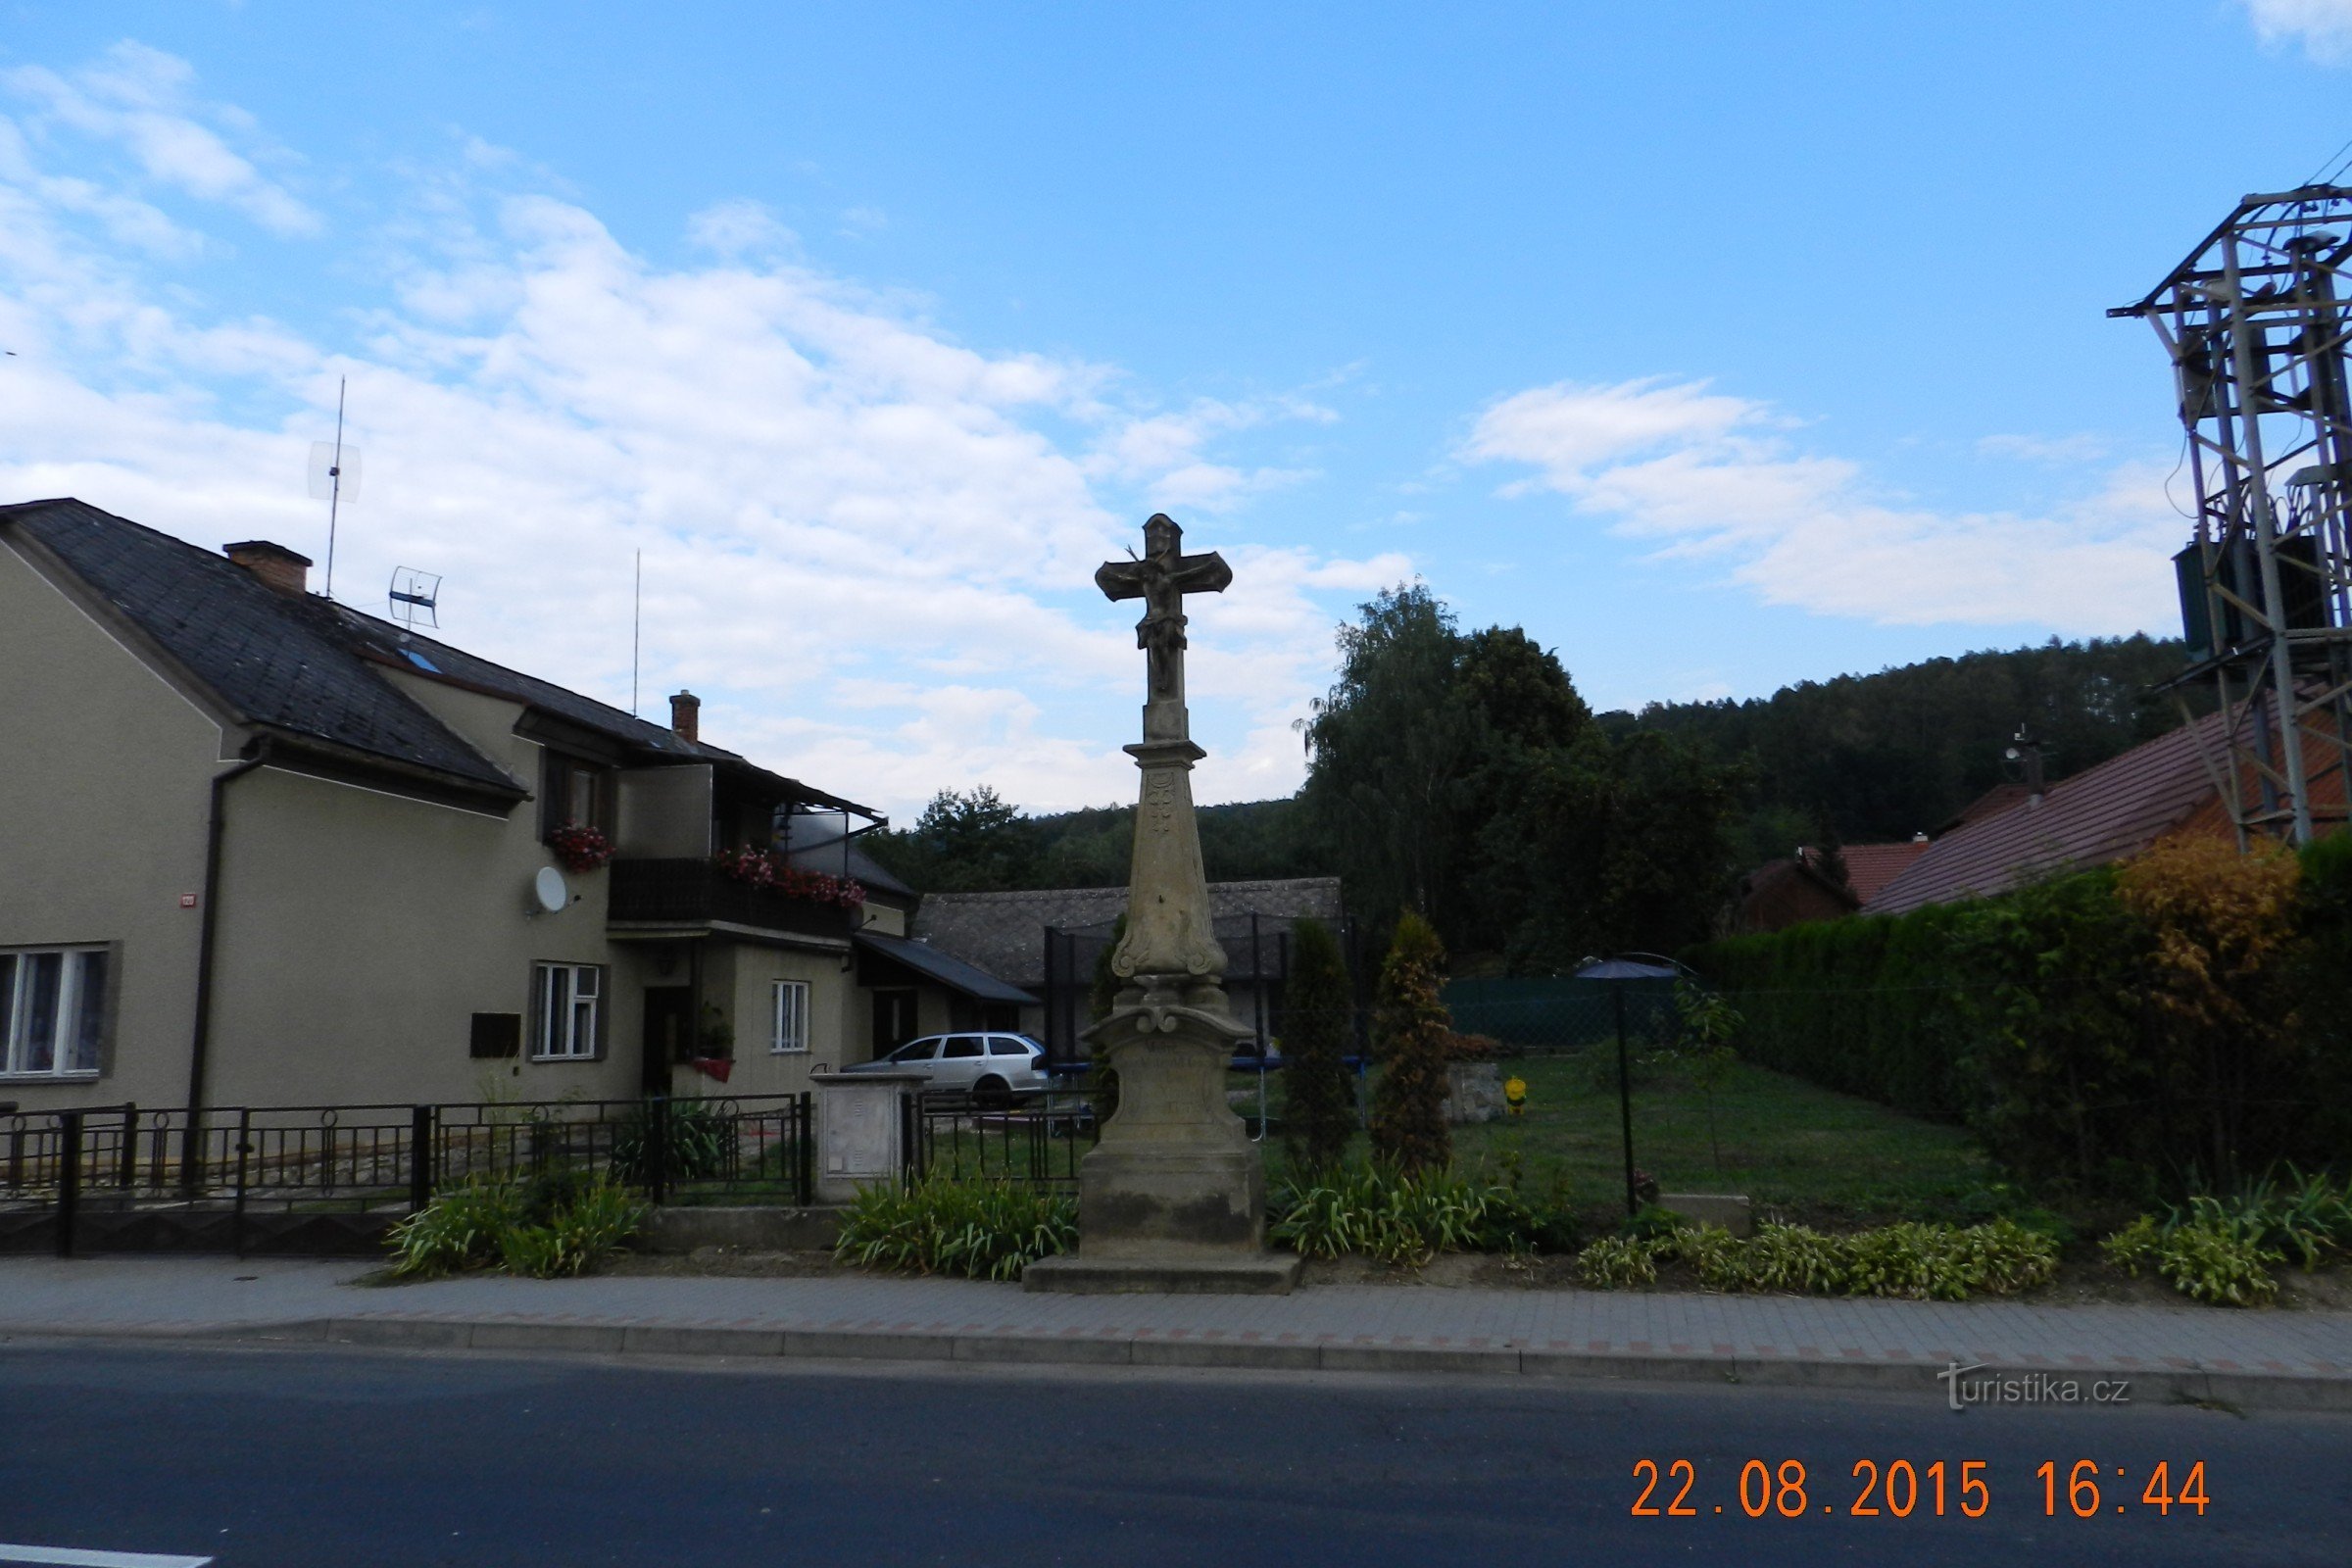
[532,865,569,915]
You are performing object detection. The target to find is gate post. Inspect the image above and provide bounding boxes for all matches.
[409,1105,435,1213]
[54,1109,82,1260]
[647,1095,670,1206]
[796,1091,814,1206]
[231,1108,253,1258]
[116,1102,138,1191]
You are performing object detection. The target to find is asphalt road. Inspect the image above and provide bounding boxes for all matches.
[1,1341,2347,1567]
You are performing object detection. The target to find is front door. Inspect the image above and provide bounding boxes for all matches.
[642,987,693,1093]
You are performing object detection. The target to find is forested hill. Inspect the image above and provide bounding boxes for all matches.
[1618,633,2194,846]
[867,633,2199,899]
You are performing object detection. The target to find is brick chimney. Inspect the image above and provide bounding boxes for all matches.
[669,689,701,743]
[222,540,312,596]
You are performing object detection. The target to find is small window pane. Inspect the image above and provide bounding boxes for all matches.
[989,1038,1027,1056]
[771,981,808,1054]
[893,1039,938,1062]
[0,955,15,1071]
[575,965,600,1001]
[942,1037,983,1059]
[68,950,106,1073]
[20,953,62,1075]
[540,965,570,1055]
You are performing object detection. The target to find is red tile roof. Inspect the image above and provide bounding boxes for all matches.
[1839,841,1930,905]
[1864,712,2230,915]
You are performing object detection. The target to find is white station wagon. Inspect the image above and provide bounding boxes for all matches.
[844,1032,1049,1105]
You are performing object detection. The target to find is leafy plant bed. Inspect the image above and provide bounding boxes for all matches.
[834,1177,1076,1282]
[382,1171,648,1280]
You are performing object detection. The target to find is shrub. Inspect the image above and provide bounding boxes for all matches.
[498,1178,650,1279]
[385,1174,646,1280]
[2147,1219,2279,1308]
[1368,911,1453,1174]
[834,1177,1077,1282]
[1690,832,2352,1199]
[1270,1163,1579,1266]
[1574,1233,1666,1289]
[611,1101,734,1186]
[2098,1172,2351,1306]
[386,1178,523,1279]
[1572,1218,2058,1300]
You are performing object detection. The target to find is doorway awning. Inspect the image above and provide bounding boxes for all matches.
[854,931,1038,1005]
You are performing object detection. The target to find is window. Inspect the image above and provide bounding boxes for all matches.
[531,962,602,1059]
[891,1038,939,1063]
[988,1037,1032,1057]
[541,754,609,840]
[770,980,810,1054]
[0,947,108,1078]
[941,1037,984,1059]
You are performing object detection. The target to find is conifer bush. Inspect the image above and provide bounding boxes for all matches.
[1368,910,1452,1174]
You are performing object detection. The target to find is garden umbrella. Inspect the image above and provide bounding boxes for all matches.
[1575,956,1681,1216]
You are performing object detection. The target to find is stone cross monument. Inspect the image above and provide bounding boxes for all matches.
[1024,514,1302,1294]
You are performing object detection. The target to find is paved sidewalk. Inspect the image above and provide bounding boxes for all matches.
[3,1255,2348,1410]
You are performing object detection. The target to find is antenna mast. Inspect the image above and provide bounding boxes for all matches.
[307,378,361,602]
[631,549,643,716]
[326,378,346,599]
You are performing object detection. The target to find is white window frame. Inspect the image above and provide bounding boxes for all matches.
[532,961,602,1060]
[0,946,109,1080]
[770,979,810,1054]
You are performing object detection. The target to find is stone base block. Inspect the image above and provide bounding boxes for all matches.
[1022,1250,1303,1295]
[1658,1193,1752,1237]
[1077,1141,1266,1252]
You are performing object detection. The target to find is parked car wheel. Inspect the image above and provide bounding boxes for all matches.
[972,1074,1012,1110]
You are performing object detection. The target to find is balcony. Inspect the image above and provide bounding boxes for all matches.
[608,858,855,943]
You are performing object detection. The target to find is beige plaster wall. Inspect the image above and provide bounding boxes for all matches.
[704,940,855,1095]
[0,543,225,1109]
[204,760,652,1107]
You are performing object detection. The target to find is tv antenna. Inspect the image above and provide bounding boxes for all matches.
[389,566,442,630]
[307,376,361,601]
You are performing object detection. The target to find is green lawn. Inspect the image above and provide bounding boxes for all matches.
[1268,1054,2002,1229]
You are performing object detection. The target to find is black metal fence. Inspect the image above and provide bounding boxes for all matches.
[903,1087,1102,1187]
[1,1093,813,1257]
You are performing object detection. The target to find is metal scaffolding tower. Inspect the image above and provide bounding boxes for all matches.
[2113,185,2352,847]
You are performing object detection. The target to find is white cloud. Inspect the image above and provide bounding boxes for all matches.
[1464,378,2179,631]
[0,50,1394,818]
[2,41,318,235]
[2242,0,2352,63]
[1977,431,2111,465]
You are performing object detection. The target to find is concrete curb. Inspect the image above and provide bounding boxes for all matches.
[13,1313,2348,1413]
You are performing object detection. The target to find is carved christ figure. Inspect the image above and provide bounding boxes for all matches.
[1095,513,1233,714]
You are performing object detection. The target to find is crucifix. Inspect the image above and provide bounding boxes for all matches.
[1095,513,1232,731]
[1023,509,1292,1295]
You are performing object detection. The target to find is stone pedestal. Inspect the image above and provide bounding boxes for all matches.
[809,1070,920,1204]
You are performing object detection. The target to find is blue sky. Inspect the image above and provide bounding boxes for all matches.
[4,2,2351,816]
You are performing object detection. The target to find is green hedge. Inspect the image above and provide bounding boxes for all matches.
[1687,839,2352,1197]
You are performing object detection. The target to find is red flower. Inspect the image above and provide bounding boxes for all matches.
[548,821,612,872]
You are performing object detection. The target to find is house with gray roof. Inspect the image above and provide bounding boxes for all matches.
[911,877,1348,1062]
[0,497,953,1113]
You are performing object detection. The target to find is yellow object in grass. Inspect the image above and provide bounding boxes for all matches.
[1504,1075,1527,1115]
